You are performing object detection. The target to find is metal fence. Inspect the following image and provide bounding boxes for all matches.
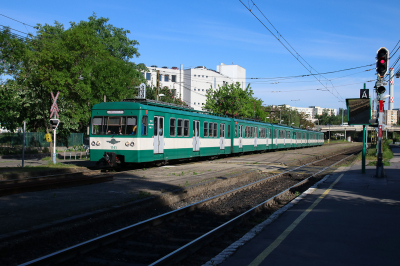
[0,132,84,148]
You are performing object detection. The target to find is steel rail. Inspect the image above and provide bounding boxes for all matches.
[149,152,355,265]
[18,148,358,266]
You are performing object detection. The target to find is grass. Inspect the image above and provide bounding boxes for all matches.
[354,139,394,166]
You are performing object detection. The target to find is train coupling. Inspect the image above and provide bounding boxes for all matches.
[97,152,121,167]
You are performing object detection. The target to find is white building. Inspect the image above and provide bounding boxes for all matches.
[143,63,246,111]
[280,105,338,121]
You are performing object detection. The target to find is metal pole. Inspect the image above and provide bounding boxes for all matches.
[376,98,384,177]
[22,121,26,167]
[389,68,394,110]
[362,125,366,173]
[53,128,56,164]
[52,113,57,164]
[341,107,344,125]
[329,124,330,140]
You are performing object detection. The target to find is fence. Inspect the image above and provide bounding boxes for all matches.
[0,132,84,148]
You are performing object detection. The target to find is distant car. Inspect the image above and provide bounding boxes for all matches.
[171,66,179,70]
[341,123,349,126]
[162,66,168,69]
[195,66,206,69]
[150,65,158,68]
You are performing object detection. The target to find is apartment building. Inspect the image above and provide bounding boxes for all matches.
[143,63,246,111]
[279,105,338,121]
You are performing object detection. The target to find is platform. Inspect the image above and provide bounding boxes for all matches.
[219,145,400,266]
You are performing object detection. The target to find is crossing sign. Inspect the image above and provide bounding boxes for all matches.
[50,91,59,118]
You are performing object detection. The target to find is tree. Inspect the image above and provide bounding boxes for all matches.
[0,14,146,137]
[204,82,265,120]
[144,86,187,106]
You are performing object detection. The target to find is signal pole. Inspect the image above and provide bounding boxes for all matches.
[376,95,384,177]
[375,47,389,178]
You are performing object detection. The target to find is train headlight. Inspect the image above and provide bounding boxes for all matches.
[96,141,101,146]
[130,142,134,147]
[91,141,95,146]
[125,141,130,147]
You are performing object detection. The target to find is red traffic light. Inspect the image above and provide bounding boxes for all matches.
[376,47,389,78]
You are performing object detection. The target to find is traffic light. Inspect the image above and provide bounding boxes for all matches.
[376,86,386,94]
[376,47,389,78]
[50,119,60,130]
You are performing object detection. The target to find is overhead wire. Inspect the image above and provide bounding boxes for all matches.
[0,14,36,28]
[239,0,347,101]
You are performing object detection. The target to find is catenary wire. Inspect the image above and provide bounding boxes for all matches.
[239,0,344,102]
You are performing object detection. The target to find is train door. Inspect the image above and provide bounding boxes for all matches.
[291,131,293,145]
[153,116,164,154]
[193,120,200,151]
[220,123,225,150]
[284,130,286,146]
[239,125,243,148]
[253,126,257,147]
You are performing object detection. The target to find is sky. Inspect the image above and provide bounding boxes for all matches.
[2,0,400,111]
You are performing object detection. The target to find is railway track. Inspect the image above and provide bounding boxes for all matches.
[16,147,360,266]
[0,172,114,197]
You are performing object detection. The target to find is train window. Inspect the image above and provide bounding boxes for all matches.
[119,117,126,135]
[209,122,213,137]
[251,127,253,138]
[214,123,218,137]
[154,118,158,136]
[228,125,231,138]
[244,126,247,138]
[220,123,224,138]
[184,119,189,137]
[107,117,121,134]
[92,117,105,135]
[177,119,183,137]
[204,122,208,137]
[286,131,290,138]
[259,128,262,138]
[170,118,176,137]
[279,130,283,139]
[159,117,164,136]
[127,117,138,136]
[141,116,148,136]
[235,125,237,137]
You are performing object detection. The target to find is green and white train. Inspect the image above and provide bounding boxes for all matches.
[89,99,324,166]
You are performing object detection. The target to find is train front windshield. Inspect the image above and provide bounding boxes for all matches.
[92,116,138,135]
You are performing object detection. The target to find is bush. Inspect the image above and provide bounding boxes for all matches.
[42,147,50,153]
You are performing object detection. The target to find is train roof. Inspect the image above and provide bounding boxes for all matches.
[92,99,322,133]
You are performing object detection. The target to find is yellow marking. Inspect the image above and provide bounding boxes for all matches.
[248,174,344,266]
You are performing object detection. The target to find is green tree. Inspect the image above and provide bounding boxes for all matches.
[145,86,187,106]
[0,14,146,137]
[204,82,265,120]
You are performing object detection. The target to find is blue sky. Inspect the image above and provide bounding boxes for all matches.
[2,0,399,111]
